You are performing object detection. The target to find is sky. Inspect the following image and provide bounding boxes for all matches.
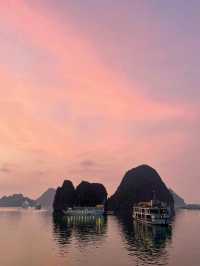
[0,0,199,202]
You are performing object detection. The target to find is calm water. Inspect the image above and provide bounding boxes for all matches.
[0,208,199,266]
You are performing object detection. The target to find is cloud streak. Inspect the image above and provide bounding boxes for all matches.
[0,1,199,201]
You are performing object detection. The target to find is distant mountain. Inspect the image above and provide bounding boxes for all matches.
[108,165,174,215]
[184,204,200,210]
[36,188,56,210]
[169,189,186,208]
[0,194,35,207]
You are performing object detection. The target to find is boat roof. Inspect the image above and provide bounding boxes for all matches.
[134,201,168,208]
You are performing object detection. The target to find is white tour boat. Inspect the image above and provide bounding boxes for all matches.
[133,199,170,225]
[63,205,104,217]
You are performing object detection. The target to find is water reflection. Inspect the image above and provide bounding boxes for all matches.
[53,214,107,252]
[118,216,172,265]
[53,214,73,247]
[1,208,199,266]
[52,213,172,265]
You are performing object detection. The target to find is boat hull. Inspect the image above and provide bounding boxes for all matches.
[133,216,169,225]
[64,207,104,217]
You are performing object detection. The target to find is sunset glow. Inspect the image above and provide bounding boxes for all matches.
[0,1,199,202]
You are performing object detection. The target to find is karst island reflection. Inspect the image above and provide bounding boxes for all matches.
[52,214,172,265]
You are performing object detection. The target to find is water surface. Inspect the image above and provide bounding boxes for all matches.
[0,208,199,266]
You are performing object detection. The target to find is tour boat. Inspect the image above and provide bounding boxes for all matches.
[63,205,104,217]
[133,199,170,225]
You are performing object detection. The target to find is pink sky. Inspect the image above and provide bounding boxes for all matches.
[0,1,199,202]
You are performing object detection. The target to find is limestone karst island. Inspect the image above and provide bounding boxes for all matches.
[50,165,178,225]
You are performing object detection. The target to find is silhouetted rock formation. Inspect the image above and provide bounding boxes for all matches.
[0,194,35,207]
[76,181,107,207]
[53,180,76,212]
[53,180,107,213]
[169,189,186,209]
[36,188,56,210]
[108,165,174,215]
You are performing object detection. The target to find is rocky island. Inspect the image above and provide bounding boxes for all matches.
[36,188,56,210]
[53,165,175,217]
[0,194,35,208]
[108,165,174,215]
[53,180,107,214]
[169,189,186,209]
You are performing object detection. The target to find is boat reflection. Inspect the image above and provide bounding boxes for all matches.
[53,214,73,247]
[52,213,172,264]
[118,216,172,265]
[52,214,107,252]
[134,221,172,247]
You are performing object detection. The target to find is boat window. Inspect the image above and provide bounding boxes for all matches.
[160,209,167,214]
[146,215,152,221]
[150,209,159,214]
